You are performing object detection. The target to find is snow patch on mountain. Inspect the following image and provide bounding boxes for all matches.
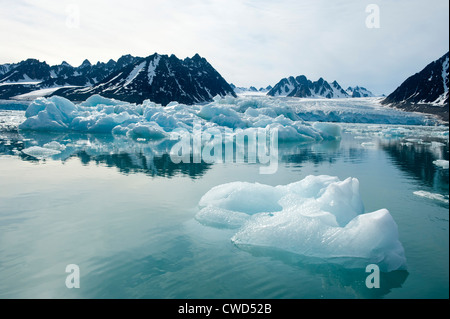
[147,55,161,85]
[124,61,147,87]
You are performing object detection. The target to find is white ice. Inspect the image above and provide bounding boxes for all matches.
[22,146,61,159]
[197,175,407,272]
[413,191,449,204]
[433,159,449,169]
[19,95,344,142]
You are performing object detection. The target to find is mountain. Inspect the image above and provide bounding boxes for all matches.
[42,59,118,87]
[0,58,119,91]
[230,84,272,94]
[0,53,236,105]
[346,86,375,97]
[52,53,236,105]
[381,52,449,122]
[267,75,351,98]
[0,62,19,77]
[0,58,51,83]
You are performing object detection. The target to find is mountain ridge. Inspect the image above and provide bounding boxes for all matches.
[382,52,449,122]
[0,53,236,105]
[267,75,375,99]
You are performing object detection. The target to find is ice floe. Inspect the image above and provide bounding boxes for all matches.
[433,159,449,169]
[197,175,407,272]
[413,191,449,203]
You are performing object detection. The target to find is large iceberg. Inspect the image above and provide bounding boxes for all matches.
[196,175,407,272]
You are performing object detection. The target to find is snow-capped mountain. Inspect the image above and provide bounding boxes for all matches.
[0,59,52,83]
[52,53,236,105]
[0,58,110,86]
[230,83,272,94]
[346,86,375,97]
[382,52,449,121]
[0,53,236,105]
[0,57,124,98]
[0,63,19,77]
[267,75,351,98]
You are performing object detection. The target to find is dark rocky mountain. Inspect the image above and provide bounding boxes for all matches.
[382,52,449,122]
[267,75,350,98]
[0,59,51,83]
[0,62,19,77]
[0,57,119,94]
[0,53,236,105]
[42,59,118,87]
[52,53,236,105]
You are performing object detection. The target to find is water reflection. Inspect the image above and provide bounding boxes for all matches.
[0,131,212,178]
[0,126,446,299]
[1,129,448,189]
[235,245,408,299]
[0,131,364,178]
[278,136,371,167]
[380,139,449,195]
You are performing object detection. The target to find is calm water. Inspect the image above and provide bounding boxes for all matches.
[0,113,448,299]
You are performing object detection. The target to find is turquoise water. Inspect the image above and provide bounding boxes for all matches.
[0,116,448,299]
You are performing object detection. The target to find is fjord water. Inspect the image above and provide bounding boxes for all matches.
[0,119,448,298]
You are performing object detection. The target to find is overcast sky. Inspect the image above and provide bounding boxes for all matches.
[0,0,448,95]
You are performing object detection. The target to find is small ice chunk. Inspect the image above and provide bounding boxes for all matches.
[43,141,66,151]
[413,191,449,204]
[22,146,61,159]
[433,160,449,169]
[361,142,376,148]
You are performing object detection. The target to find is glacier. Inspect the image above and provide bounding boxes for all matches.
[196,175,407,272]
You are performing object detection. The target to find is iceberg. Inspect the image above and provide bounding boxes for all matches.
[197,175,407,272]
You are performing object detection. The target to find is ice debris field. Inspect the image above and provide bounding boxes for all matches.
[18,95,342,142]
[10,94,449,272]
[17,94,441,143]
[196,175,407,272]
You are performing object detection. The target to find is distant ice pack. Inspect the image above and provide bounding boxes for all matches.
[196,175,407,272]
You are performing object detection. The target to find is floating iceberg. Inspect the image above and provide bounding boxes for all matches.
[433,159,449,169]
[197,175,407,272]
[413,190,449,204]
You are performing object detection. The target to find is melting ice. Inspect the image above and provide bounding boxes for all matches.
[197,175,407,272]
[18,95,343,143]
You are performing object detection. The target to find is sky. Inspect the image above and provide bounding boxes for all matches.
[0,0,448,95]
